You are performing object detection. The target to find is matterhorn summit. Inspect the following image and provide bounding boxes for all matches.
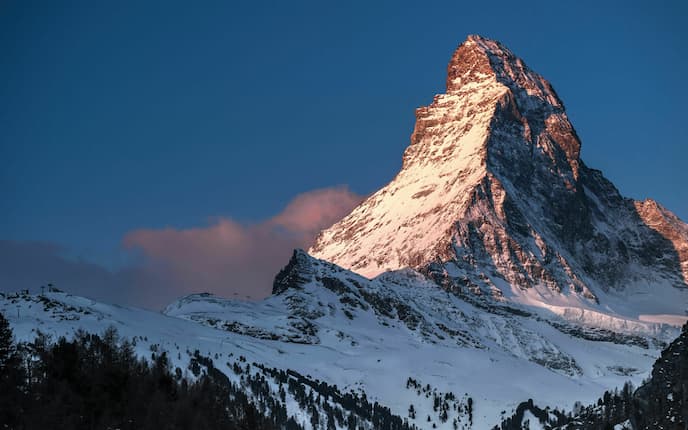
[311,35,688,311]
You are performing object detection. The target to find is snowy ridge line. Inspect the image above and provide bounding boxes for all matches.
[0,271,676,429]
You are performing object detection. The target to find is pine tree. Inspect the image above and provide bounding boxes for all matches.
[0,312,24,427]
[0,311,14,368]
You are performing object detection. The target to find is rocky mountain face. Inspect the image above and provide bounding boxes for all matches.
[310,35,688,304]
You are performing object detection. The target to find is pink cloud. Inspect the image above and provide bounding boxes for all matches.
[123,186,363,301]
[270,187,363,236]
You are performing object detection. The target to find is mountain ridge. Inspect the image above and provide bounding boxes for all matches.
[310,35,688,317]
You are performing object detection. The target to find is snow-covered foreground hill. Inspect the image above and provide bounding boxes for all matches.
[1,251,683,428]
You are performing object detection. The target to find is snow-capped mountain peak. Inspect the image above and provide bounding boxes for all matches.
[447,35,564,112]
[447,35,579,174]
[310,35,688,315]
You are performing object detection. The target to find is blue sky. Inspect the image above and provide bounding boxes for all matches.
[1,1,686,307]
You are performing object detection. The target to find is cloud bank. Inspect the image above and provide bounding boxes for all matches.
[0,187,363,309]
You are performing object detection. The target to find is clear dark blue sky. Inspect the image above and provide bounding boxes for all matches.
[1,1,687,304]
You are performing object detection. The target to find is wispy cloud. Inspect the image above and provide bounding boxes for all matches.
[0,187,362,309]
[123,186,362,303]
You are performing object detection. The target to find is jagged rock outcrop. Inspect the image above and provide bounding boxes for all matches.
[310,35,688,302]
[272,249,317,295]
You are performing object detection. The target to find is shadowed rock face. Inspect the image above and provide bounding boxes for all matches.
[633,321,688,428]
[272,249,315,295]
[310,34,688,300]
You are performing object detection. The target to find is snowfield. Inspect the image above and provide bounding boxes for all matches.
[2,249,683,429]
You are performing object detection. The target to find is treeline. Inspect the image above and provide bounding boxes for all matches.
[494,388,632,430]
[405,376,473,428]
[255,363,418,430]
[0,312,291,430]
[562,382,636,429]
[0,310,419,430]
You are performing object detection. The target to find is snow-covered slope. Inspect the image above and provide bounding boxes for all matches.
[0,252,679,429]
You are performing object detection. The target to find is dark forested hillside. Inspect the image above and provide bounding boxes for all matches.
[0,311,418,430]
[632,320,688,429]
[0,311,286,430]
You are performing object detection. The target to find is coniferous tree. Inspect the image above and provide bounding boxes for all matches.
[0,312,25,427]
[0,312,14,367]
